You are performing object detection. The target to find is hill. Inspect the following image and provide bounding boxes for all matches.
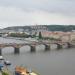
[4,25,75,32]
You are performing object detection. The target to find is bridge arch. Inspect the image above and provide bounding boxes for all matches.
[35,44,45,51]
[66,42,72,48]
[2,47,14,54]
[20,45,31,53]
[41,43,50,51]
[53,43,62,49]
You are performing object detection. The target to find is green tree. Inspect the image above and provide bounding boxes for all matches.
[38,32,42,39]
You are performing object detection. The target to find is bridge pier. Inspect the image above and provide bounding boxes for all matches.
[57,44,62,49]
[0,48,2,55]
[14,47,20,54]
[45,44,50,51]
[67,42,72,48]
[30,45,36,52]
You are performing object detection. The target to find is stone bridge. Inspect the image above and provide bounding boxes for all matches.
[0,41,74,55]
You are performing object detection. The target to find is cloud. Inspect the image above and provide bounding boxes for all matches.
[0,0,75,15]
[0,0,75,28]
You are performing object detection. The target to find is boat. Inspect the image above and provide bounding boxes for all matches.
[15,66,38,75]
[0,56,39,75]
[0,62,12,75]
[0,56,12,75]
[4,60,11,65]
[0,56,4,60]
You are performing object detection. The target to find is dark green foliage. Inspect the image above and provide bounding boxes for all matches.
[8,33,30,38]
[2,71,9,75]
[47,25,75,31]
[38,32,42,39]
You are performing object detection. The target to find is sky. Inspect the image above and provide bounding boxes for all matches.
[0,0,75,28]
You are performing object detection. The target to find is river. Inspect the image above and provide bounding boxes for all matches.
[0,37,75,75]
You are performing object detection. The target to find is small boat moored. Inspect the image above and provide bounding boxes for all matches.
[4,60,11,66]
[0,56,4,60]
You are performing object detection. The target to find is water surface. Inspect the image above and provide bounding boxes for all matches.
[0,37,75,75]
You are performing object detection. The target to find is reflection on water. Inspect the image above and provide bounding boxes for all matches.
[0,37,75,75]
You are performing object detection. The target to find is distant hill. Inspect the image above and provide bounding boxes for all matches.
[47,25,75,31]
[4,26,31,31]
[3,25,75,32]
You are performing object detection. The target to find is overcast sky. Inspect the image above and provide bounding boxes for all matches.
[0,0,75,28]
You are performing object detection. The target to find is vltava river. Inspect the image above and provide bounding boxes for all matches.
[0,37,75,75]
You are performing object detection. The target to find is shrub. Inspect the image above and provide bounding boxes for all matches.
[2,71,9,75]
